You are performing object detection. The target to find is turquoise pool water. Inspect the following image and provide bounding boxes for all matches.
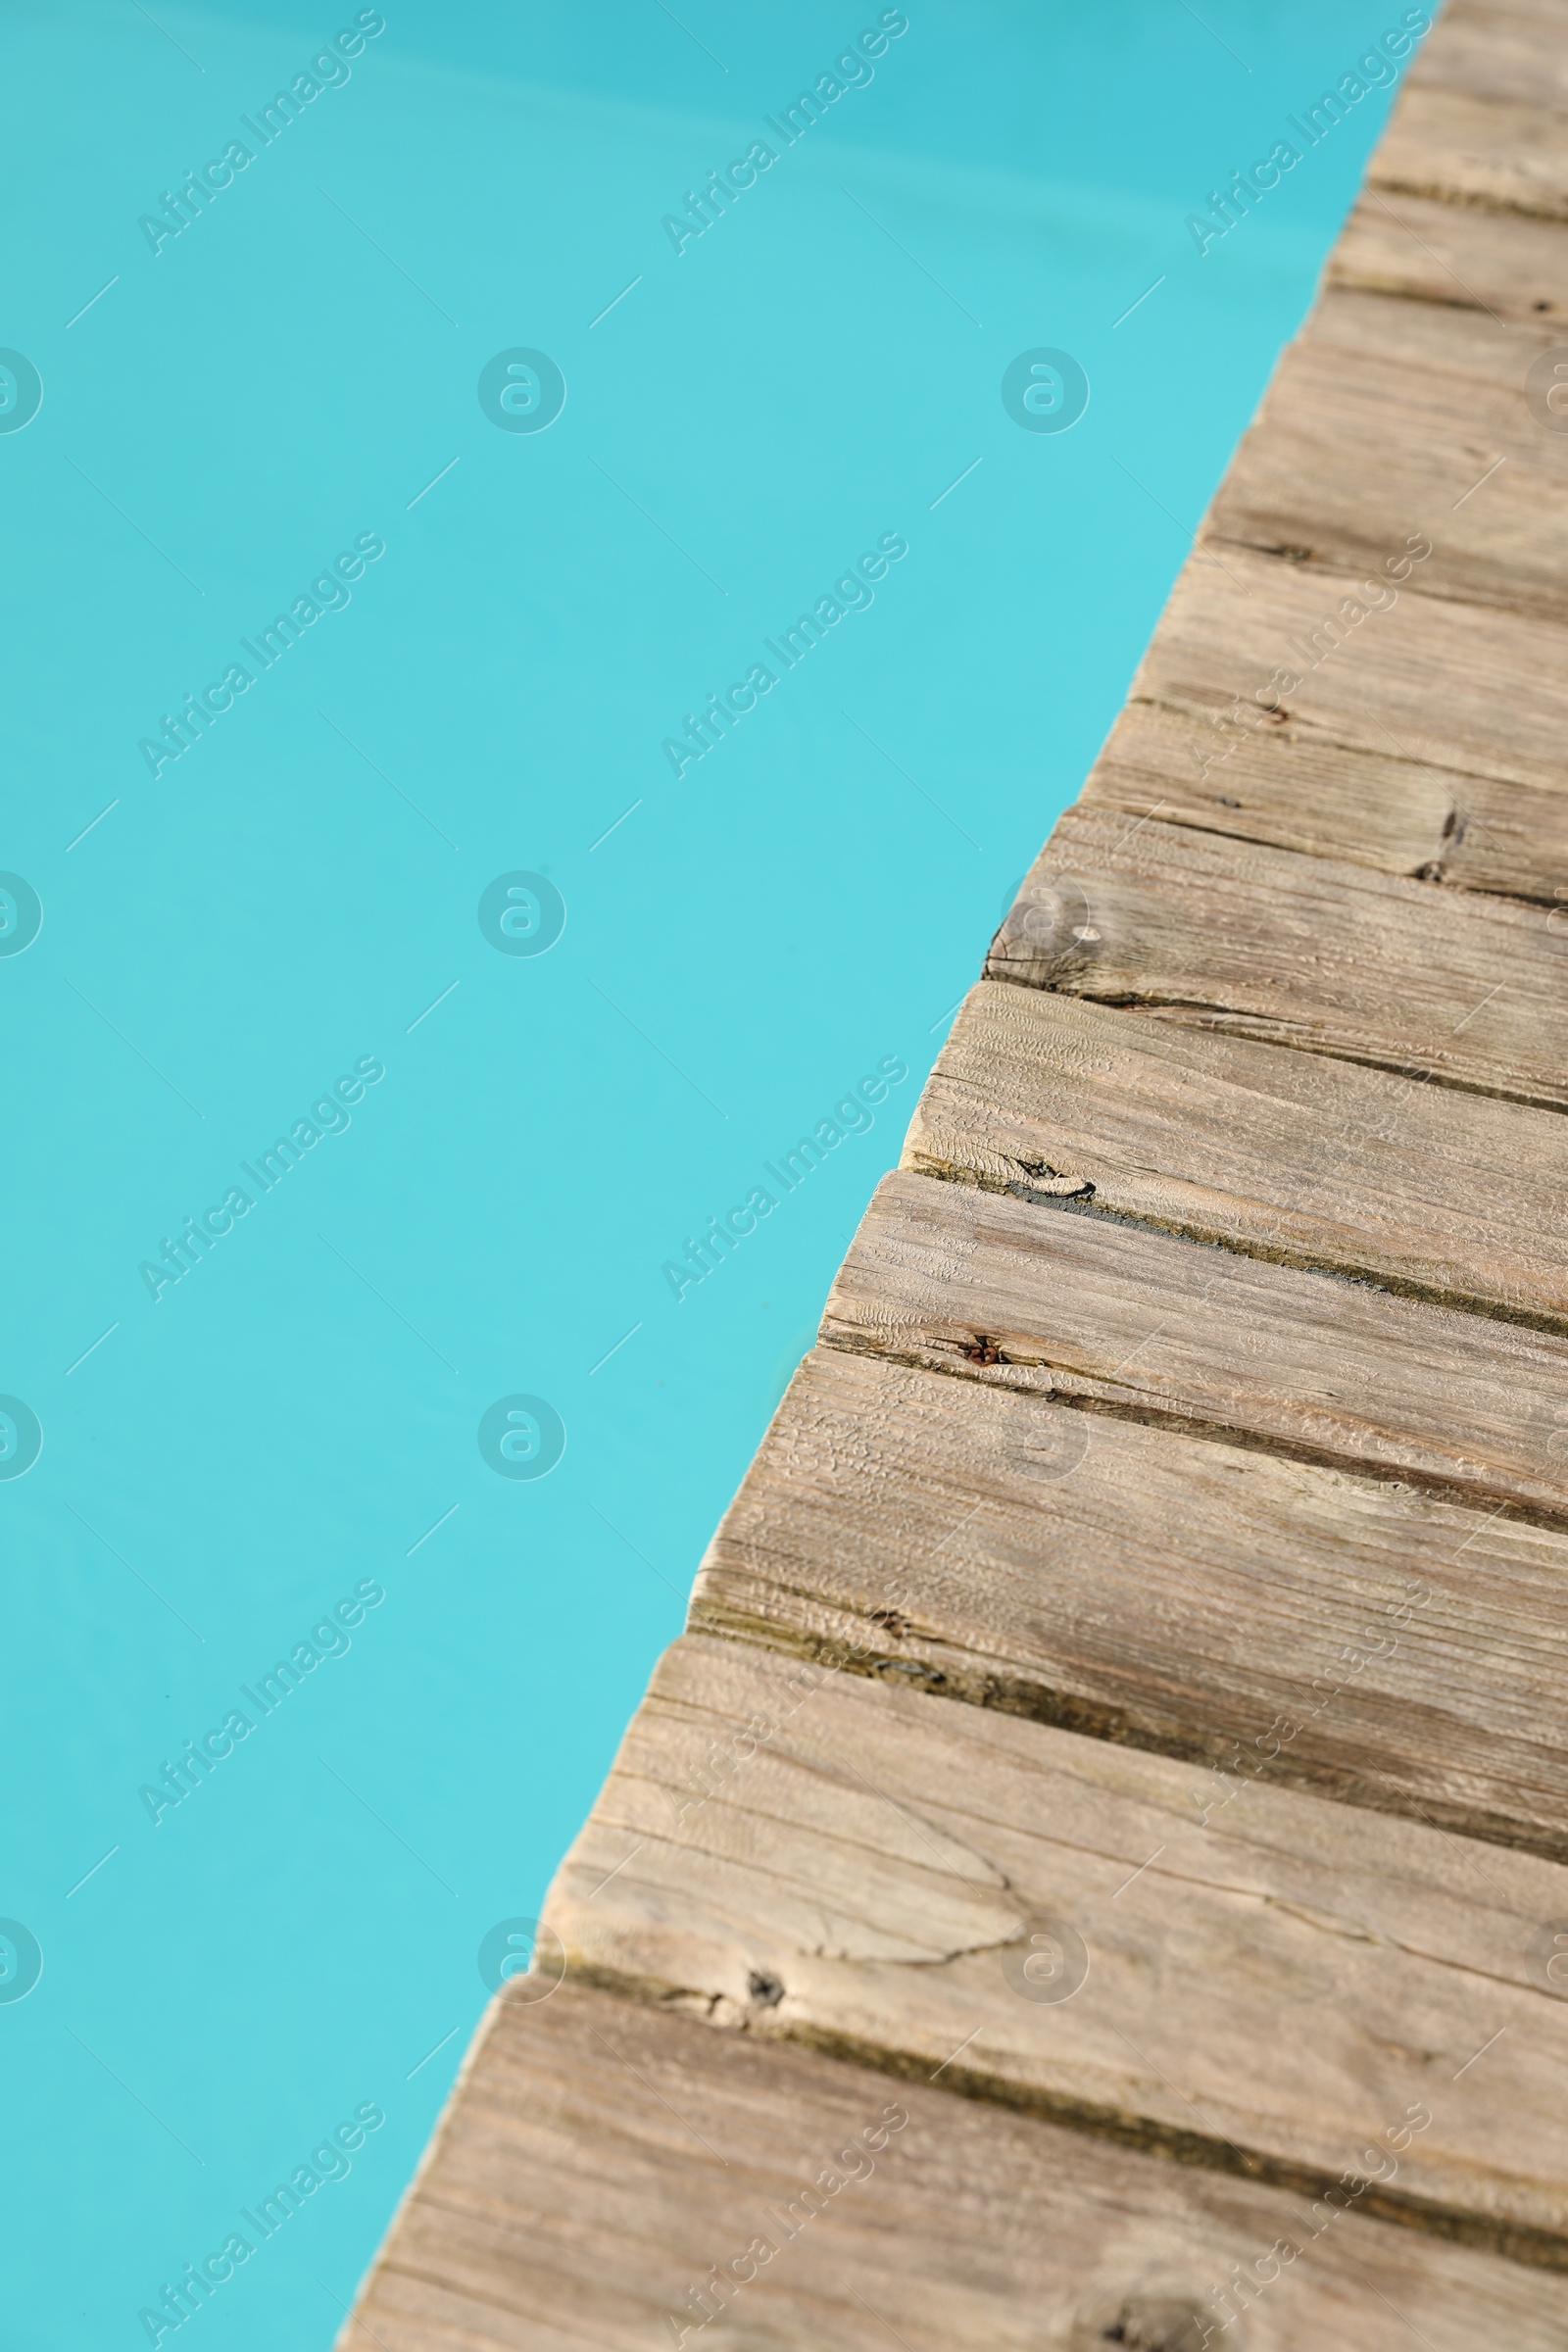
[1,3,1411,2339]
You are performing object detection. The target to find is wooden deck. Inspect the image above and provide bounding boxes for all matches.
[341,6,1568,2345]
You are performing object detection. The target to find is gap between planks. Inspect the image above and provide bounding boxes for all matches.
[989,805,1566,1115]
[691,1335,1568,1862]
[335,1979,1568,2352]
[823,1168,1568,1527]
[546,1635,1568,2270]
[906,982,1568,1338]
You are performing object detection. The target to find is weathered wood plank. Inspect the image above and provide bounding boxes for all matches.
[1207,288,1568,626]
[1079,695,1464,884]
[822,1169,1568,1515]
[905,982,1568,1328]
[1374,83,1568,222]
[1127,541,1568,834]
[548,1637,1568,2254]
[987,805,1567,1108]
[1091,526,1568,899]
[690,1342,1568,1854]
[1079,683,1568,903]
[1332,181,1568,320]
[1403,0,1568,114]
[337,1981,1568,2352]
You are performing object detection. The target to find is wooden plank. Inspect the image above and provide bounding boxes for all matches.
[987,805,1567,1109]
[690,1341,1568,1855]
[1091,529,1568,900]
[1374,82,1568,221]
[1331,181,1568,320]
[1128,542,1568,832]
[1402,0,1568,113]
[547,1636,1568,2255]
[1207,288,1568,626]
[1080,689,1568,905]
[905,982,1568,1328]
[1378,0,1568,219]
[822,1169,1568,1516]
[1080,694,1457,879]
[336,1980,1568,2352]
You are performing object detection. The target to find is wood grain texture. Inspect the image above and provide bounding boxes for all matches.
[1097,524,1568,898]
[1207,288,1568,626]
[336,1981,1568,2352]
[547,1637,1568,2255]
[1331,181,1568,320]
[1128,541,1568,838]
[690,1341,1568,1855]
[1073,693,1568,899]
[1403,0,1568,113]
[986,805,1567,1108]
[905,982,1568,1328]
[1374,82,1568,221]
[822,1169,1568,1517]
[1079,672,1568,904]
